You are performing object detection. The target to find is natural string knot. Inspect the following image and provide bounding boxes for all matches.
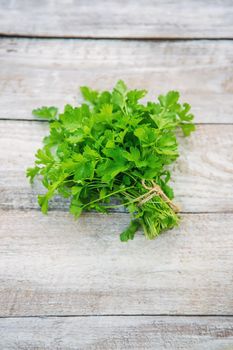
[136,180,180,213]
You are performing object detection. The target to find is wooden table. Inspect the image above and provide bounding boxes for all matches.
[0,1,233,349]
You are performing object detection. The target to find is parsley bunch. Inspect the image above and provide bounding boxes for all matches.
[27,81,195,241]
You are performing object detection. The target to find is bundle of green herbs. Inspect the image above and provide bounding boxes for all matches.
[27,81,195,241]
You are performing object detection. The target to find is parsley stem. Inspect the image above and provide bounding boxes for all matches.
[82,185,135,209]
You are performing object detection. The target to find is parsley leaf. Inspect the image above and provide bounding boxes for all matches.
[33,106,58,120]
[27,81,195,241]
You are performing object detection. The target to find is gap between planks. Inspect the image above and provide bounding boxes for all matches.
[1,34,233,41]
[1,314,233,319]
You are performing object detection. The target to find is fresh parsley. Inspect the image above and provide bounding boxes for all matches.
[27,80,195,241]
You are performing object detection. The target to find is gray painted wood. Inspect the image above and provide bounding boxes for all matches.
[0,210,232,316]
[0,38,233,123]
[0,0,232,39]
[0,121,232,212]
[1,1,232,347]
[0,316,233,350]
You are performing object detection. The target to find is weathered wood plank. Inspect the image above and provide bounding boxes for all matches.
[0,316,233,350]
[0,38,233,123]
[0,0,232,39]
[0,210,232,316]
[0,121,232,212]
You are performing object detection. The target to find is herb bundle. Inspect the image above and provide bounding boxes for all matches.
[27,81,195,241]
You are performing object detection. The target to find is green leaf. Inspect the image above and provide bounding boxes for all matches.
[35,148,54,165]
[134,126,158,145]
[80,86,99,104]
[97,159,128,182]
[74,160,95,181]
[95,91,112,110]
[114,80,127,95]
[127,89,147,104]
[60,107,82,132]
[100,103,113,116]
[32,106,58,120]
[165,91,180,107]
[112,90,125,109]
[158,91,179,108]
[150,114,177,130]
[38,195,49,214]
[161,183,174,199]
[26,166,40,183]
[178,103,194,121]
[83,145,100,160]
[181,123,196,136]
[112,80,128,109]
[71,186,82,196]
[157,133,177,148]
[67,129,85,144]
[120,220,140,242]
[70,204,82,218]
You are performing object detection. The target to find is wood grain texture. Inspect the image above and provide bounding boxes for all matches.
[0,316,233,350]
[0,38,233,123]
[0,121,232,213]
[0,210,232,316]
[0,0,232,39]
[1,1,232,347]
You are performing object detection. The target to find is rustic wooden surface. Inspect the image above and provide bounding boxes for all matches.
[0,316,233,350]
[0,38,233,123]
[0,210,233,316]
[0,0,232,39]
[0,1,233,349]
